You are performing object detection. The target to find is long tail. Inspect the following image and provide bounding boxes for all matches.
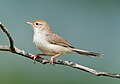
[72,48,101,57]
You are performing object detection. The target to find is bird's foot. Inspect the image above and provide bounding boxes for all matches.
[49,53,61,65]
[50,56,55,65]
[31,54,46,64]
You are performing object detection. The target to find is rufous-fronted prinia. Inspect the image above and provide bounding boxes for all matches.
[26,20,101,64]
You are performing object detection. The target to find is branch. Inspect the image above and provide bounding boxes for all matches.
[0,22,120,79]
[0,22,15,52]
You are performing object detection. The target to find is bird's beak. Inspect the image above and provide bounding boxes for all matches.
[26,21,32,25]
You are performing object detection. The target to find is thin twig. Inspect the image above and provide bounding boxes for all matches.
[0,22,15,52]
[0,22,120,79]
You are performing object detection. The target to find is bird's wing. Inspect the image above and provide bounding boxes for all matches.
[47,32,74,48]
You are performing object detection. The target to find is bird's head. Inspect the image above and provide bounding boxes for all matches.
[26,20,50,31]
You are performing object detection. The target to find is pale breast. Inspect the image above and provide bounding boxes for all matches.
[33,33,72,56]
[33,33,50,53]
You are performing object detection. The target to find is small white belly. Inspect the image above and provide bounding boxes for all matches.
[35,41,72,55]
[33,34,72,56]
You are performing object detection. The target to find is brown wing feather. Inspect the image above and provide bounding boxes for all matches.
[47,32,74,48]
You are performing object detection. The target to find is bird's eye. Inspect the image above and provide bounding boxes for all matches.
[36,23,39,25]
[35,22,43,26]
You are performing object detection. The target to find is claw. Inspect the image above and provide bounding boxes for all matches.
[31,55,37,64]
[49,53,61,65]
[31,54,46,64]
[50,56,55,65]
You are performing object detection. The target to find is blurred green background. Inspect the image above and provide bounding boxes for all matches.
[0,0,120,84]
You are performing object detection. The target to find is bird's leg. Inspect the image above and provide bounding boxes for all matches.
[31,54,46,64]
[50,53,61,64]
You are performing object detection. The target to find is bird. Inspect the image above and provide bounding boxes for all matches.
[26,20,101,64]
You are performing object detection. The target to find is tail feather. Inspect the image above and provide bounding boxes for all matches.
[72,48,101,57]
